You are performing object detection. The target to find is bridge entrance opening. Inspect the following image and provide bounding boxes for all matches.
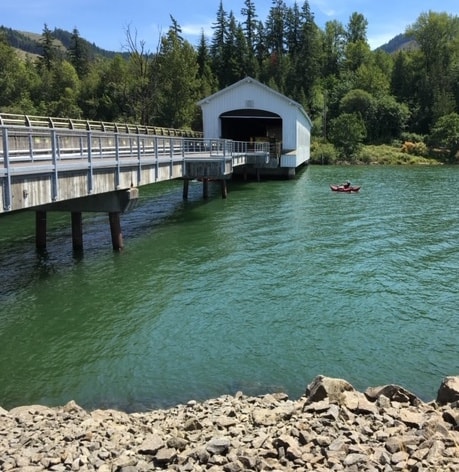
[220,109,282,144]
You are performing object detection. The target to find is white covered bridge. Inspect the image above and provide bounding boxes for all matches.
[198,77,312,178]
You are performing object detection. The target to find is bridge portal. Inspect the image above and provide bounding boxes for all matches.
[220,109,282,144]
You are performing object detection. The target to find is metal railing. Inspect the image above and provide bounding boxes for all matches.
[0,122,271,211]
[0,113,204,138]
[1,126,269,165]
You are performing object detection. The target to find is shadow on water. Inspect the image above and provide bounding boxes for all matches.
[0,181,198,296]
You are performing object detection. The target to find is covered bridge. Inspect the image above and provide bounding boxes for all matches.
[197,77,312,178]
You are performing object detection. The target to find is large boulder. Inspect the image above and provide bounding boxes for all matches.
[364,384,421,406]
[305,375,355,404]
[436,376,459,405]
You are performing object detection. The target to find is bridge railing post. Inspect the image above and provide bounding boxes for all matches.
[87,131,93,194]
[136,134,142,185]
[115,132,120,189]
[154,136,159,181]
[2,127,12,210]
[51,129,59,201]
[169,137,173,178]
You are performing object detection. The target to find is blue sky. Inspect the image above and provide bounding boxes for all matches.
[1,1,459,52]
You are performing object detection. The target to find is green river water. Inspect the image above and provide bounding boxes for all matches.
[0,165,458,411]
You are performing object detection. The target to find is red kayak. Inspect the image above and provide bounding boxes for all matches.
[330,184,361,193]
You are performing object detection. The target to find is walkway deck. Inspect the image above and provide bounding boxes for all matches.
[1,119,269,213]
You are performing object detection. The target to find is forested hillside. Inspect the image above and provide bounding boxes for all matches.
[0,25,126,59]
[1,1,459,163]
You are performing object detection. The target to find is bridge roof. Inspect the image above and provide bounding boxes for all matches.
[197,77,312,127]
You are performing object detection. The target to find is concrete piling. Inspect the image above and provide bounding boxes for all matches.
[109,212,124,251]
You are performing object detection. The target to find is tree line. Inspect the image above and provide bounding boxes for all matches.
[1,1,459,161]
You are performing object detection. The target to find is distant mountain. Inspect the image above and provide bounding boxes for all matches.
[2,24,415,60]
[377,33,417,54]
[0,26,128,59]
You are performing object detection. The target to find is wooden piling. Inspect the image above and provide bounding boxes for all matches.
[71,212,83,251]
[35,211,47,249]
[109,212,124,251]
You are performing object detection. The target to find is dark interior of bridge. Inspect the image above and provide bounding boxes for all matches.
[220,109,282,143]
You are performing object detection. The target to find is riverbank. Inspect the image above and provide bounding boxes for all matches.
[1,376,459,471]
[310,142,444,165]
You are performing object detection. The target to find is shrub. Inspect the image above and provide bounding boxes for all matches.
[401,141,428,157]
[310,140,338,164]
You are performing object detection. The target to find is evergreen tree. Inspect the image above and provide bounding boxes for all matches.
[38,24,58,71]
[222,12,243,86]
[285,2,302,57]
[262,0,290,92]
[241,0,258,51]
[346,12,368,43]
[196,31,218,98]
[240,0,259,77]
[210,1,228,88]
[322,20,346,78]
[265,0,287,55]
[155,20,199,128]
[298,1,322,107]
[233,20,257,79]
[252,20,267,68]
[68,28,90,78]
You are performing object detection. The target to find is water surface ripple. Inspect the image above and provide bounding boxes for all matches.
[0,166,458,411]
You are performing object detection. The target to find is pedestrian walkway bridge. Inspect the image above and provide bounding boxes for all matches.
[0,114,270,250]
[1,113,270,213]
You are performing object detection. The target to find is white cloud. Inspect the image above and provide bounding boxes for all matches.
[181,22,213,39]
[310,0,338,17]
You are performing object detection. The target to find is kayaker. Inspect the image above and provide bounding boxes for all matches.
[343,181,351,188]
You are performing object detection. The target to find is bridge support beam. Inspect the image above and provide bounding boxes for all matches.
[36,211,47,250]
[109,212,124,251]
[203,179,209,199]
[71,212,83,251]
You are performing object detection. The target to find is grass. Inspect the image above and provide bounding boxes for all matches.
[359,144,441,165]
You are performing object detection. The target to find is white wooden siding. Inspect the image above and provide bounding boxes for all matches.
[198,77,312,169]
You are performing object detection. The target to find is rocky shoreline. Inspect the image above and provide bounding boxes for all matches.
[1,375,459,471]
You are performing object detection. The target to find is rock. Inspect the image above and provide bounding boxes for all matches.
[154,447,177,464]
[437,376,459,405]
[138,434,165,454]
[206,437,231,455]
[442,408,459,428]
[183,417,203,431]
[398,408,425,428]
[305,375,355,404]
[364,384,421,406]
[1,376,459,471]
[167,436,188,450]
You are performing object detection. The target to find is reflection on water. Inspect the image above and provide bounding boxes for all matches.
[0,167,458,411]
